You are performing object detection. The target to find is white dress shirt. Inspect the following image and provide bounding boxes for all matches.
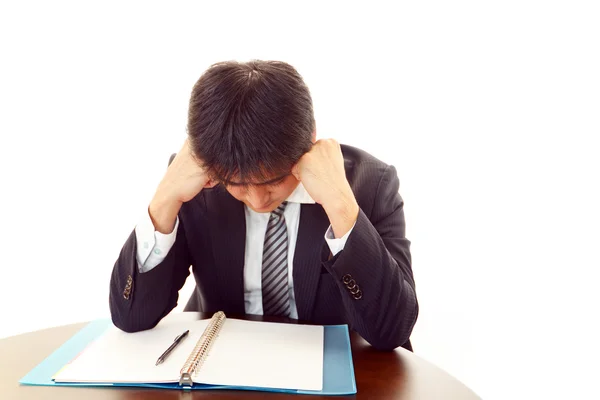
[134,183,354,319]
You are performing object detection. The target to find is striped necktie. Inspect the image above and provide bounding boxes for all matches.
[261,201,290,317]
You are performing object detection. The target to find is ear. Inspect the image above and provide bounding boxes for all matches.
[311,129,317,144]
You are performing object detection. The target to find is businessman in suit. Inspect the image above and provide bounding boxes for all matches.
[109,60,418,351]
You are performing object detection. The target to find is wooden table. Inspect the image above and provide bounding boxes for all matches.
[1,314,480,399]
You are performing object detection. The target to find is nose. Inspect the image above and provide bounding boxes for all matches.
[247,186,271,209]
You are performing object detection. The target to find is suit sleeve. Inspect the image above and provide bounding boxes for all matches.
[109,215,192,333]
[322,165,418,351]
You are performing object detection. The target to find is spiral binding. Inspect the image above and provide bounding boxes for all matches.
[178,311,226,387]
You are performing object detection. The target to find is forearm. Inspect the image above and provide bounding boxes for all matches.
[323,190,359,239]
[109,225,191,332]
[323,210,418,350]
[110,144,203,331]
[149,185,183,234]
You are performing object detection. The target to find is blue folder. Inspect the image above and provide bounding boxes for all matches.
[19,319,357,396]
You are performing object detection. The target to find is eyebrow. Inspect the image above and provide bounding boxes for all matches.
[226,173,290,187]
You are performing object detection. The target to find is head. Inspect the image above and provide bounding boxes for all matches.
[187,60,316,212]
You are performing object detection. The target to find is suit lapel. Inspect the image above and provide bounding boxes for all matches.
[205,187,246,314]
[293,203,330,320]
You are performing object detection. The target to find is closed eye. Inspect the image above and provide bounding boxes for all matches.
[269,179,285,187]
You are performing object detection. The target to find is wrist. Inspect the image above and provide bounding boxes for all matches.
[149,188,182,234]
[323,190,359,239]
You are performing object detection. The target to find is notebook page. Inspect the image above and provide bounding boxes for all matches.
[54,318,211,383]
[196,319,324,391]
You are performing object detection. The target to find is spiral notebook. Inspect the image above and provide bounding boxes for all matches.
[20,312,357,395]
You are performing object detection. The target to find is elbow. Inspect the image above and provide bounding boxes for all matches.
[109,309,157,333]
[111,316,140,333]
[109,292,166,334]
[366,296,419,351]
[368,339,404,352]
[358,319,416,351]
[109,294,151,333]
[367,326,414,351]
[109,301,139,333]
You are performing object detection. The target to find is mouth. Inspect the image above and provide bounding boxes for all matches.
[252,201,277,213]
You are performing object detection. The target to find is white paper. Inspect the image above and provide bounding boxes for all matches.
[53,313,324,391]
[54,315,211,383]
[197,319,324,391]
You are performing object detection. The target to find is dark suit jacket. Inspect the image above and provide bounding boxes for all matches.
[109,144,418,351]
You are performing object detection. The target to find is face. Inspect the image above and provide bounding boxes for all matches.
[224,173,300,213]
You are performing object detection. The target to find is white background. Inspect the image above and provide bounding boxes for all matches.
[1,1,599,399]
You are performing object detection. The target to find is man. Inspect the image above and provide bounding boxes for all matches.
[109,60,418,351]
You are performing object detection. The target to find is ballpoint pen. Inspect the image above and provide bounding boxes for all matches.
[155,330,190,366]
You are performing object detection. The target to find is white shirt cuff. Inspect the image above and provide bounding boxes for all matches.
[324,222,356,257]
[134,209,179,273]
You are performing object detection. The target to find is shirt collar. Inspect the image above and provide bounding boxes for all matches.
[285,182,316,204]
